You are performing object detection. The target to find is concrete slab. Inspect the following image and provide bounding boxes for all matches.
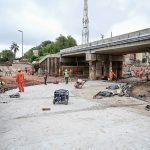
[0,81,150,150]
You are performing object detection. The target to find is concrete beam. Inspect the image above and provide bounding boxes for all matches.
[86,53,96,61]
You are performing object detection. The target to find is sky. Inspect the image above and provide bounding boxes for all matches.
[0,0,150,57]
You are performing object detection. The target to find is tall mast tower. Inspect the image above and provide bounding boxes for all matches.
[82,0,89,44]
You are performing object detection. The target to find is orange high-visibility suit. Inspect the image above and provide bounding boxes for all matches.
[139,68,143,79]
[109,71,116,81]
[16,71,24,92]
[134,69,138,77]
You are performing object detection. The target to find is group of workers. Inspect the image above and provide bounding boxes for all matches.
[129,65,149,80]
[14,68,70,93]
[108,66,150,81]
[2,65,149,93]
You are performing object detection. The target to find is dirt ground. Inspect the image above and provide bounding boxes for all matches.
[0,75,68,91]
[0,81,150,150]
[118,77,150,102]
[0,75,150,103]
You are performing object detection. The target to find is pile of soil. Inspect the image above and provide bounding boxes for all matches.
[129,81,150,102]
[118,77,150,102]
[0,76,44,91]
[0,75,77,92]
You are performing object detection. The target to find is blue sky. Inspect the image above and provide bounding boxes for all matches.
[0,0,150,57]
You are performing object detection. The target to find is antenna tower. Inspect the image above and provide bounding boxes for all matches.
[82,0,89,44]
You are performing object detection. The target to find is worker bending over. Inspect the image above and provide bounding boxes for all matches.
[139,67,144,79]
[108,70,117,81]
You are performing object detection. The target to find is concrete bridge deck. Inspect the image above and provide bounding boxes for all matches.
[60,28,150,56]
[39,28,150,80]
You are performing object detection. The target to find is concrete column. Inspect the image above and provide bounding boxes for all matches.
[51,58,54,75]
[57,58,60,76]
[54,57,58,76]
[109,55,112,71]
[96,61,102,79]
[49,58,51,75]
[45,59,47,71]
[146,52,149,65]
[89,61,96,80]
[86,53,97,80]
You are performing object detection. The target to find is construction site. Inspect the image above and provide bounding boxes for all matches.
[0,40,150,150]
[0,0,150,149]
[0,67,150,149]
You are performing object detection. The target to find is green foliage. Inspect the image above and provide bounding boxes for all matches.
[24,49,33,60]
[67,35,77,47]
[0,50,14,61]
[40,40,52,48]
[31,55,38,61]
[24,35,77,61]
[10,42,19,59]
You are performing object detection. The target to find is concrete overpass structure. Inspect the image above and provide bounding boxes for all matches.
[39,28,150,80]
[61,28,150,56]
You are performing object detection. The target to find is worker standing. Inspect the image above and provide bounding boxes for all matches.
[139,67,143,79]
[43,70,48,85]
[64,69,69,84]
[108,70,117,81]
[145,66,149,81]
[129,65,133,77]
[16,68,25,92]
[134,68,138,77]
[69,69,73,78]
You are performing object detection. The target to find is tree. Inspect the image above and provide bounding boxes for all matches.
[10,42,19,59]
[67,35,77,47]
[24,35,77,61]
[55,35,68,50]
[24,49,33,60]
[40,40,52,48]
[0,50,14,61]
[31,55,38,61]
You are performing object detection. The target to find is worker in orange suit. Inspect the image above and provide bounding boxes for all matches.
[145,66,149,81]
[139,67,144,79]
[134,69,138,77]
[16,68,25,92]
[108,70,117,81]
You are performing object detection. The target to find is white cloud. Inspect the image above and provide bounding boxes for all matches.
[0,0,149,54]
[109,15,150,37]
[0,44,34,58]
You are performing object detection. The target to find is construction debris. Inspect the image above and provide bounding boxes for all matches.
[0,81,8,93]
[93,83,131,99]
[52,80,59,84]
[9,93,20,98]
[42,108,51,111]
[93,91,113,98]
[145,105,150,111]
[74,79,87,89]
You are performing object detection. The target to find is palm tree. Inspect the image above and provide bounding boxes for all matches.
[10,42,19,59]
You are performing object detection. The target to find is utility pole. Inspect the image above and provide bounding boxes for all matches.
[100,34,104,40]
[18,30,23,57]
[82,0,89,44]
